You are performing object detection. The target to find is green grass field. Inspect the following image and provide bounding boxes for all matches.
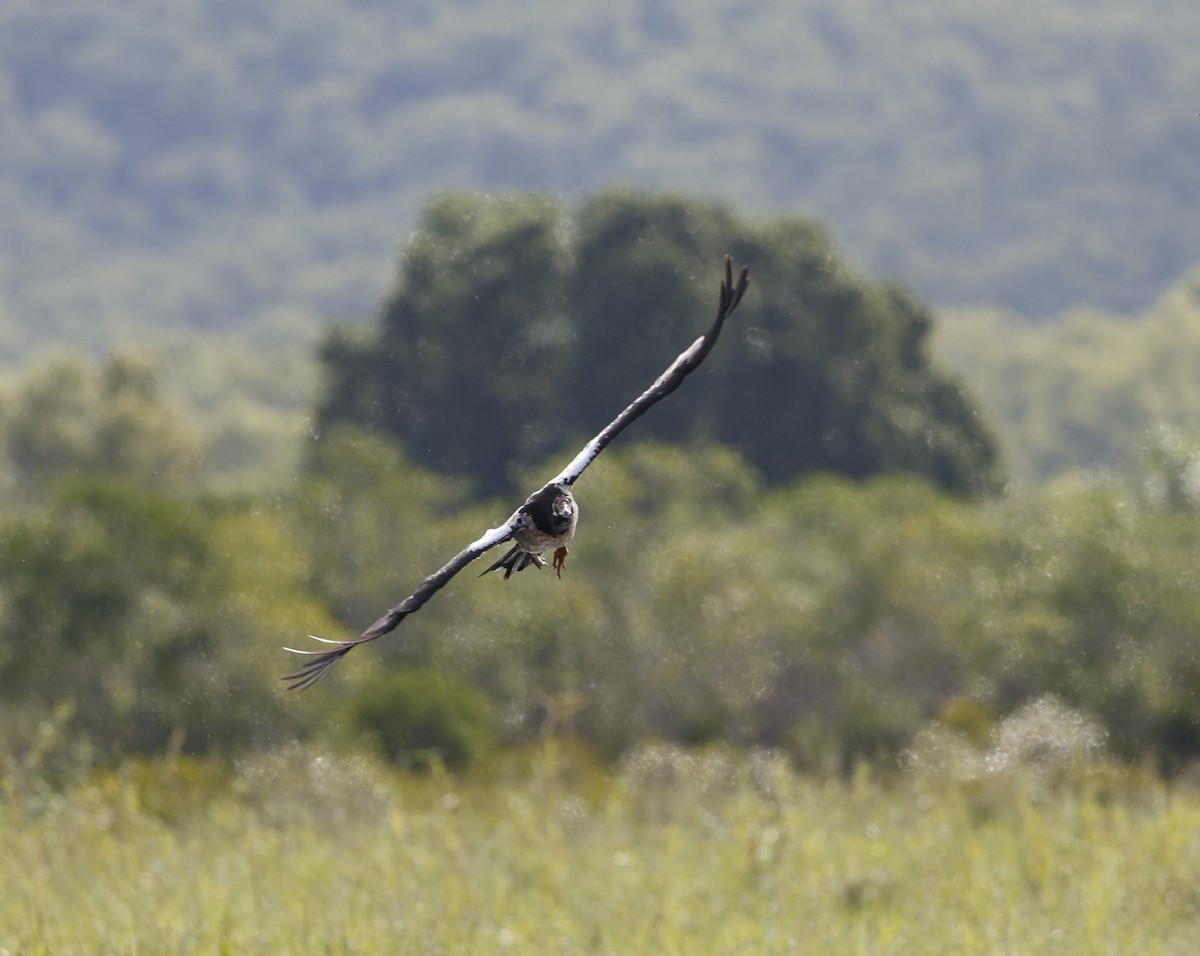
[3,743,1198,954]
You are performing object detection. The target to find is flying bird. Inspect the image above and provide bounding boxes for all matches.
[283,257,750,690]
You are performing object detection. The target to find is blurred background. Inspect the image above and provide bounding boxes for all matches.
[2,0,1200,794]
[6,2,1200,947]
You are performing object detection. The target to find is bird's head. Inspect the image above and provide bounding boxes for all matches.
[551,492,574,521]
[524,482,576,536]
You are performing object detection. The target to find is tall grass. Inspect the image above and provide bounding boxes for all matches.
[3,741,1198,954]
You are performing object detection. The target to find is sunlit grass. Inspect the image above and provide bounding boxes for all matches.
[2,744,1198,954]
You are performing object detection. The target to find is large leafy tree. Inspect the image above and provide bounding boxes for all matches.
[0,479,288,762]
[316,189,1001,496]
[316,194,574,489]
[0,353,335,767]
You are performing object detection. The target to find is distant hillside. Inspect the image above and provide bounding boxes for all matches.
[2,0,1199,361]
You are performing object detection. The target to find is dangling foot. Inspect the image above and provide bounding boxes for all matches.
[552,546,569,578]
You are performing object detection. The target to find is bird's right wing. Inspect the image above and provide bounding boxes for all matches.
[282,513,525,690]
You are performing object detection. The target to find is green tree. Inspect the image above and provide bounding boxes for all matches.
[316,189,1001,498]
[0,348,341,766]
[315,194,574,491]
[0,480,286,763]
[0,351,199,501]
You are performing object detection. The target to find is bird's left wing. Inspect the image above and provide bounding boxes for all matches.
[551,256,750,487]
[282,513,524,690]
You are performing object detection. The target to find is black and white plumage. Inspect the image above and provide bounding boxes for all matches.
[480,482,578,580]
[283,257,750,690]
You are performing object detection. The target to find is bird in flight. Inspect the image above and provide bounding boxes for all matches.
[284,257,751,690]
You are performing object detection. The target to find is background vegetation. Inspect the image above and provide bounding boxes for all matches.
[936,270,1200,484]
[3,193,1200,945]
[3,0,1200,945]
[2,343,1198,778]
[2,0,1199,367]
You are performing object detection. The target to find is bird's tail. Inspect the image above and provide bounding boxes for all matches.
[480,545,542,579]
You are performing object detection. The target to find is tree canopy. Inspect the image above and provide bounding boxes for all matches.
[315,190,1001,497]
[0,352,199,501]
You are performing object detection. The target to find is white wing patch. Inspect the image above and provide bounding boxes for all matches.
[551,436,605,486]
[467,514,525,554]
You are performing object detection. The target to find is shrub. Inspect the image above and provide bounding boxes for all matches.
[348,669,495,770]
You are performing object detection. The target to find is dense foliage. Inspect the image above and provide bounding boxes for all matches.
[0,479,280,761]
[316,191,1001,497]
[3,0,1199,364]
[2,375,1198,774]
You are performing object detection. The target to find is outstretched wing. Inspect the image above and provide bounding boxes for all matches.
[285,257,750,690]
[550,256,751,487]
[282,514,523,690]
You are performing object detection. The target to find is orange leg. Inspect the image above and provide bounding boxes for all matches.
[552,546,569,578]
